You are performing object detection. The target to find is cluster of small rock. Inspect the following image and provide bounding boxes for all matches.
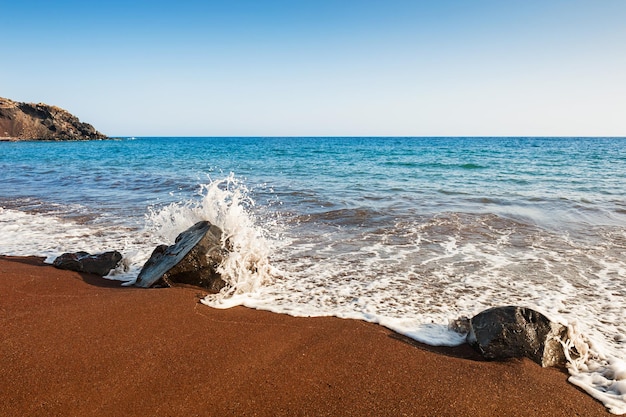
[53,220,227,293]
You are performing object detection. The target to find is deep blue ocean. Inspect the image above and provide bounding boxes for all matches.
[1,137,625,412]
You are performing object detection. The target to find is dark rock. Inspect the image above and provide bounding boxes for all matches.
[53,250,122,276]
[466,306,567,367]
[135,221,228,292]
[0,96,107,141]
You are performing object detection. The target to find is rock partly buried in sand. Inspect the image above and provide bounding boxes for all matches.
[466,306,567,368]
[135,221,228,292]
[0,96,107,141]
[53,251,122,276]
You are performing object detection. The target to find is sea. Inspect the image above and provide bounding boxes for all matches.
[1,137,625,413]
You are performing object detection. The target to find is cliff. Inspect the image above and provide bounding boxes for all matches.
[0,97,107,141]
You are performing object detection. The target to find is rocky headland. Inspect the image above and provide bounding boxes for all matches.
[0,96,107,141]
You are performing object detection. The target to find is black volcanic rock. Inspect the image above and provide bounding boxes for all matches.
[53,251,122,276]
[0,96,107,141]
[466,305,567,367]
[135,221,228,292]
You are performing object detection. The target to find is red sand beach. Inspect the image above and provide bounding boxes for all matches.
[0,256,610,416]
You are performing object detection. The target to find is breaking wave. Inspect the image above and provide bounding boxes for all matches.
[144,173,276,305]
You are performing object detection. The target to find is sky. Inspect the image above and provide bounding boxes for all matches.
[2,0,625,136]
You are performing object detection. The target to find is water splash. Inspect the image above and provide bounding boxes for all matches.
[145,173,275,305]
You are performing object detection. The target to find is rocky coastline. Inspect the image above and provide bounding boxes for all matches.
[0,96,107,141]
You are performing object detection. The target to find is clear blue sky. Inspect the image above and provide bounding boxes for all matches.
[2,0,625,136]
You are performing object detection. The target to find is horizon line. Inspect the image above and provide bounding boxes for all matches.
[109,135,626,139]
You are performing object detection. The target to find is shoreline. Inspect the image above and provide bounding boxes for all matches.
[0,255,611,416]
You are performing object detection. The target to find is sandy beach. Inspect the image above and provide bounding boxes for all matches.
[0,256,610,416]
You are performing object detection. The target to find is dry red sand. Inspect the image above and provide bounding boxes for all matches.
[0,256,610,416]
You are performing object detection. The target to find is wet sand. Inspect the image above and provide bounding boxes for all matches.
[0,256,610,416]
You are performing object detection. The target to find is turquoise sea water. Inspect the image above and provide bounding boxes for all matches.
[1,137,626,413]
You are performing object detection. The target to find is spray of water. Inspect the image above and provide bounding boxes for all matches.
[145,173,275,305]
